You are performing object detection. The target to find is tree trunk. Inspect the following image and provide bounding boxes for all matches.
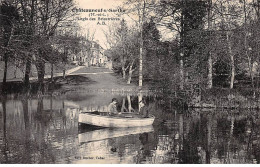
[2,54,8,93]
[257,67,259,91]
[121,97,127,112]
[2,56,8,85]
[37,96,44,113]
[23,0,35,91]
[179,114,184,147]
[22,96,31,155]
[206,115,211,164]
[247,53,254,88]
[227,32,235,89]
[180,7,185,90]
[257,56,260,92]
[243,0,254,89]
[14,64,17,79]
[22,98,29,130]
[36,60,45,94]
[127,70,132,84]
[50,94,53,111]
[230,54,235,89]
[63,69,66,79]
[139,46,143,87]
[2,97,8,163]
[180,53,184,90]
[207,0,213,89]
[127,95,135,112]
[24,55,32,91]
[51,63,54,82]
[127,60,135,84]
[138,92,143,113]
[158,58,162,76]
[207,54,213,89]
[122,66,126,79]
[138,1,145,87]
[227,116,235,154]
[2,25,14,93]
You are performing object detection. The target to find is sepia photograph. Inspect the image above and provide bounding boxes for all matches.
[0,0,260,164]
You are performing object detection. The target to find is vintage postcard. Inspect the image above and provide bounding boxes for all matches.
[0,0,259,164]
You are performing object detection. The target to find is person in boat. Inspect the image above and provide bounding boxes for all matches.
[139,100,149,118]
[108,98,120,115]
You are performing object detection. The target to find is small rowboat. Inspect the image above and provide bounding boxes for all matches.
[78,112,155,128]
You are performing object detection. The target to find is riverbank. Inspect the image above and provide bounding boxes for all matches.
[0,66,147,96]
[51,67,141,94]
[2,65,260,109]
[188,87,260,109]
[0,62,79,82]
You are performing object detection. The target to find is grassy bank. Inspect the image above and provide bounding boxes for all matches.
[0,74,95,95]
[0,67,141,97]
[189,87,260,109]
[0,61,77,81]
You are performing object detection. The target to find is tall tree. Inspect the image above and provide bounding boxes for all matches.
[207,0,213,89]
[251,0,260,89]
[19,0,36,91]
[143,18,161,81]
[118,19,128,79]
[125,27,139,84]
[35,0,75,93]
[215,0,243,89]
[0,1,19,93]
[252,0,260,21]
[104,19,128,79]
[17,0,75,93]
[121,0,155,87]
[241,0,255,88]
[138,0,146,87]
[105,19,139,84]
[157,0,207,90]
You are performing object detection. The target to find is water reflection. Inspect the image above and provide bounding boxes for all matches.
[78,126,154,144]
[1,98,8,163]
[0,92,259,164]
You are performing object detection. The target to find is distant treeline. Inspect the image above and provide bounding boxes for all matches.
[106,0,260,93]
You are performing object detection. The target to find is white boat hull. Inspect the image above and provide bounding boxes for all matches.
[78,113,155,128]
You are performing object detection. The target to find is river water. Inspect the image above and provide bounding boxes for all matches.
[0,91,259,164]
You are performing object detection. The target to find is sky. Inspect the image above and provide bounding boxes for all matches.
[73,0,124,49]
[73,0,174,49]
